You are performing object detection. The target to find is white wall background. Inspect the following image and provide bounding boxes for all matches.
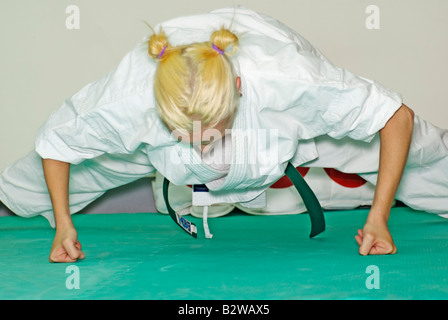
[1,0,447,172]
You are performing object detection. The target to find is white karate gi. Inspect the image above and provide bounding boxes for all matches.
[0,7,447,228]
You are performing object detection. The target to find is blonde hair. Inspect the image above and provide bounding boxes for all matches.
[147,27,240,132]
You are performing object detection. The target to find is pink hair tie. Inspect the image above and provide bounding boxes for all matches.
[212,43,224,55]
[158,45,167,59]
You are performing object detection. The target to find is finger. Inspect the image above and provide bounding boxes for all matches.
[370,242,397,255]
[49,250,78,263]
[355,229,363,244]
[358,233,375,256]
[64,241,83,261]
[75,241,86,260]
[78,250,86,260]
[391,245,397,254]
[355,235,362,246]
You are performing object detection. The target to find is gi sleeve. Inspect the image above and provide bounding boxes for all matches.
[35,42,156,164]
[290,48,403,142]
[319,65,403,142]
[244,34,403,143]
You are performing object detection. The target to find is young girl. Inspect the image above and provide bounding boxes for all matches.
[0,7,446,262]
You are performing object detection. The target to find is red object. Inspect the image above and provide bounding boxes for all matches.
[323,168,367,188]
[270,167,367,189]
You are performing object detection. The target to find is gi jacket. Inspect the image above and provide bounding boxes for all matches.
[34,7,402,207]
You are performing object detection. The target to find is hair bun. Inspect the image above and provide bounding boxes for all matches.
[210,27,239,56]
[148,29,171,60]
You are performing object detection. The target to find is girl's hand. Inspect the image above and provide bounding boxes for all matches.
[355,219,397,255]
[355,105,413,256]
[49,225,85,263]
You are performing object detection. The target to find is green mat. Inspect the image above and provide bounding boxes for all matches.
[1,207,447,300]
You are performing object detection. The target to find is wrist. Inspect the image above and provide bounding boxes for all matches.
[54,211,74,230]
[366,206,390,226]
